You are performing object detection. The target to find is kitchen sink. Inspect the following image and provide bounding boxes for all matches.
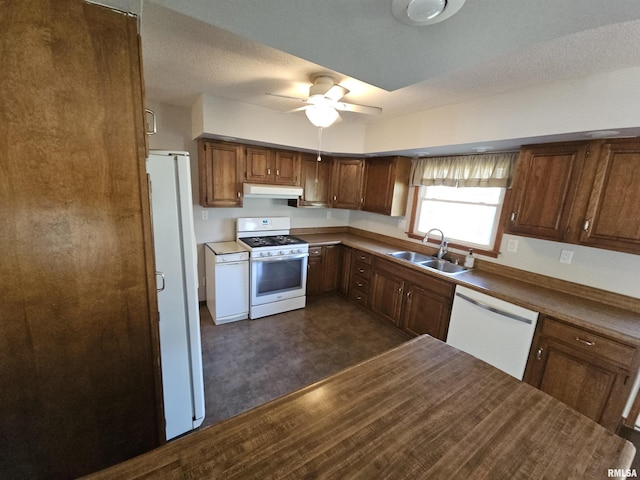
[416,259,468,275]
[388,251,433,263]
[387,251,468,275]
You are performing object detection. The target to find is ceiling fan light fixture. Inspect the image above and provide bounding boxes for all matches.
[305,104,340,128]
[391,0,465,26]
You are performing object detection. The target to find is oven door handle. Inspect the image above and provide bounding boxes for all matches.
[251,253,309,263]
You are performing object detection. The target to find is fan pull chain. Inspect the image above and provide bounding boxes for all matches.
[315,127,323,186]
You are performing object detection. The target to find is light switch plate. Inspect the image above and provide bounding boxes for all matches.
[201,210,208,220]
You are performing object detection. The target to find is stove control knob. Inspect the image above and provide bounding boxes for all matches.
[296,249,302,254]
[279,250,285,256]
[260,252,267,257]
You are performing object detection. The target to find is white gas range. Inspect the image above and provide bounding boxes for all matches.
[236,217,309,319]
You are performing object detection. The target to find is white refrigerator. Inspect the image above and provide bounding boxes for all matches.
[147,150,205,440]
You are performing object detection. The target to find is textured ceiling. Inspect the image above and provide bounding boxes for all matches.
[140,0,640,125]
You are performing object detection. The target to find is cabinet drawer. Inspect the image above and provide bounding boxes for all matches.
[352,261,372,279]
[353,251,372,265]
[350,276,370,294]
[349,290,369,308]
[542,318,634,368]
[309,246,323,257]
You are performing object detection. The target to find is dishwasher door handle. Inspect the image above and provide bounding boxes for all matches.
[455,292,534,325]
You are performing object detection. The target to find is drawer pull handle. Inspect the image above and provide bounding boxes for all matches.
[359,268,365,273]
[357,282,363,287]
[360,255,366,260]
[575,337,595,346]
[356,295,362,300]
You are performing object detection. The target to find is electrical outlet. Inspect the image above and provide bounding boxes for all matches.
[398,218,407,230]
[507,239,518,253]
[326,210,332,219]
[559,249,574,264]
[201,210,208,220]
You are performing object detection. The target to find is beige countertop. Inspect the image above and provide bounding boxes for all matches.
[84,336,635,479]
[298,233,640,346]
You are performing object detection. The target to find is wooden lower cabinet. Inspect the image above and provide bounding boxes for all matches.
[369,258,454,340]
[306,244,341,295]
[524,316,638,431]
[403,284,451,340]
[338,246,352,296]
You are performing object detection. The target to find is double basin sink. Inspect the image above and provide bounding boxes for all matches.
[387,250,468,275]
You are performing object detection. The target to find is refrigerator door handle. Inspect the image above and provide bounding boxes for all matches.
[156,271,165,292]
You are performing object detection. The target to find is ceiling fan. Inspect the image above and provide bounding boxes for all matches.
[267,74,382,128]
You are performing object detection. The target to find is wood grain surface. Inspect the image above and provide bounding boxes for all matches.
[85,336,634,479]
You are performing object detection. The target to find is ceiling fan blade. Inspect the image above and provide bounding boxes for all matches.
[284,106,310,113]
[265,92,307,102]
[334,102,382,115]
[324,84,349,102]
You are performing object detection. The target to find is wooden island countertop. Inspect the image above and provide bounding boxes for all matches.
[85,336,634,479]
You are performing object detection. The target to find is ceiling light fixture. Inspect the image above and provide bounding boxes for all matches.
[305,104,340,128]
[391,0,465,26]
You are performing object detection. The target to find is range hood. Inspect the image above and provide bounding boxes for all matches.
[243,183,303,199]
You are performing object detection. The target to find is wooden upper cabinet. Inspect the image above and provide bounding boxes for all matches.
[291,154,333,207]
[579,139,640,254]
[362,156,411,217]
[245,146,300,185]
[198,139,244,207]
[331,158,364,209]
[507,142,589,241]
[245,146,271,183]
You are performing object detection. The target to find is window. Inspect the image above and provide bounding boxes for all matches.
[411,185,506,252]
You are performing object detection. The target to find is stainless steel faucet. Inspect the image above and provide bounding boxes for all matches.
[424,228,448,259]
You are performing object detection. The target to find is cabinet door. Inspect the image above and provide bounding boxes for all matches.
[299,154,332,207]
[2,2,161,477]
[507,143,588,241]
[527,338,627,430]
[331,158,364,209]
[370,269,404,327]
[274,150,300,185]
[322,245,341,292]
[306,252,323,295]
[362,157,395,214]
[580,140,640,254]
[402,284,451,340]
[245,146,272,183]
[198,140,243,207]
[338,246,352,295]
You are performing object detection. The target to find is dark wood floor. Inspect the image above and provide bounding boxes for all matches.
[198,292,410,427]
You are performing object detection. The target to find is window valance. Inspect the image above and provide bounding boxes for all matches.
[410,152,518,188]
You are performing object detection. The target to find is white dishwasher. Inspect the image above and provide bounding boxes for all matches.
[205,242,249,325]
[447,285,539,380]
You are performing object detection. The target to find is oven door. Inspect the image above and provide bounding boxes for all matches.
[250,253,308,306]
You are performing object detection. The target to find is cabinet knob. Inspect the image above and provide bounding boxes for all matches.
[237,192,241,198]
[406,291,412,298]
[276,169,280,176]
[357,282,363,287]
[267,168,271,175]
[358,268,365,273]
[536,347,543,360]
[510,212,516,222]
[333,195,337,201]
[583,219,591,232]
[398,287,403,295]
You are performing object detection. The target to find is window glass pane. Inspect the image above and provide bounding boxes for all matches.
[424,186,502,203]
[418,200,497,246]
[415,185,505,249]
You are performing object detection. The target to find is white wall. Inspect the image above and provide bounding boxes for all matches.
[147,91,640,300]
[364,67,640,153]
